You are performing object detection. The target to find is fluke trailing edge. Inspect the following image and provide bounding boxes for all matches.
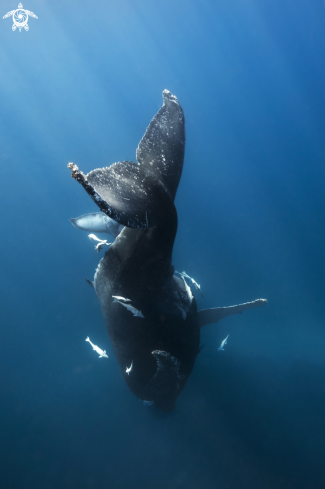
[68,90,267,411]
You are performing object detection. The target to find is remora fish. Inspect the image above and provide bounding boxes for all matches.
[85,336,108,358]
[126,361,133,375]
[112,296,131,303]
[176,271,203,296]
[88,233,112,252]
[115,300,145,318]
[68,90,267,411]
[218,335,229,351]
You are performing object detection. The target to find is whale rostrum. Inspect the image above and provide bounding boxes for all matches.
[67,89,267,411]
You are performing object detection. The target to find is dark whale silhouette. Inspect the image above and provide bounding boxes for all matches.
[68,90,267,411]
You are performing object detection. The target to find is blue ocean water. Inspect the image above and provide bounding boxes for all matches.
[1,0,325,487]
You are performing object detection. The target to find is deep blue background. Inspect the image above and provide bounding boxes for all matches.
[1,0,325,487]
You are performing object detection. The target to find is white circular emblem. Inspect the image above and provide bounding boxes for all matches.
[13,9,28,30]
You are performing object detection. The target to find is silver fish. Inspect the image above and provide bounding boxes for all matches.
[176,271,203,296]
[218,335,229,352]
[112,296,132,303]
[115,300,145,318]
[88,233,112,252]
[182,276,193,303]
[85,336,108,358]
[126,361,133,375]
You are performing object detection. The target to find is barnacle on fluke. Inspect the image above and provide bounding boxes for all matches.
[68,90,267,411]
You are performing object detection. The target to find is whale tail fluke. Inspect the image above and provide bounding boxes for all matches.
[85,336,90,342]
[67,90,185,230]
[136,90,185,201]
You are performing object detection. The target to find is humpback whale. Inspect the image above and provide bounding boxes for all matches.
[68,90,267,411]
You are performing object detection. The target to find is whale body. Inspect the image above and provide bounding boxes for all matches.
[68,90,267,411]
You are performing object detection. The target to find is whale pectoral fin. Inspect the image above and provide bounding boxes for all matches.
[198,299,268,328]
[70,212,123,237]
[136,90,185,201]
